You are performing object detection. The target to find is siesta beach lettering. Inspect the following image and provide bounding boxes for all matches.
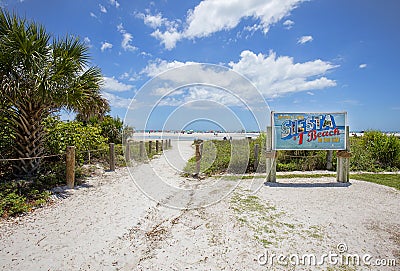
[280,114,340,145]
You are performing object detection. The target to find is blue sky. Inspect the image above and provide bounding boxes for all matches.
[2,0,399,131]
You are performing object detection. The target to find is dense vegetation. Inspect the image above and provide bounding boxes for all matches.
[350,131,400,171]
[184,130,400,176]
[0,9,133,218]
[0,115,130,218]
[184,135,267,175]
[0,9,108,176]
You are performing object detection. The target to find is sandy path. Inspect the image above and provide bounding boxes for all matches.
[0,140,399,270]
[0,141,195,270]
[0,166,152,270]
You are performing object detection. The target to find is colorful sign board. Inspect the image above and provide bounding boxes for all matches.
[272,112,347,150]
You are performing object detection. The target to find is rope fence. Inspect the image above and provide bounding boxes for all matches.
[0,147,111,162]
[0,144,117,189]
[0,153,64,162]
[1,139,173,188]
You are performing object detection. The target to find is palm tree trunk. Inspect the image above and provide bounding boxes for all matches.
[11,101,46,176]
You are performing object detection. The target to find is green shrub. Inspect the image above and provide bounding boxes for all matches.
[184,140,232,175]
[0,181,51,218]
[0,115,129,218]
[361,131,400,169]
[0,111,15,178]
[84,115,124,144]
[277,150,328,171]
[44,117,108,164]
[277,162,298,171]
[184,137,265,176]
[349,136,377,171]
[0,192,29,217]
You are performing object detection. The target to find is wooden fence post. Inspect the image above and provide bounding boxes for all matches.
[254,144,259,171]
[148,141,153,155]
[161,140,164,151]
[139,141,145,160]
[66,146,75,188]
[164,139,168,150]
[156,140,159,153]
[326,150,333,170]
[109,143,115,171]
[337,126,351,182]
[195,143,201,176]
[168,139,172,148]
[125,141,131,163]
[265,126,277,182]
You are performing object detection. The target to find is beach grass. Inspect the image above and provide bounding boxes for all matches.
[350,173,400,190]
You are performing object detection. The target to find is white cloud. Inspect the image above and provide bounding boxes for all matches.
[141,59,196,78]
[135,12,181,50]
[119,72,129,80]
[119,71,140,82]
[184,0,301,38]
[100,42,113,52]
[109,0,120,8]
[283,19,294,29]
[117,24,138,52]
[359,63,367,69]
[243,24,263,35]
[140,51,152,58]
[157,86,243,107]
[90,12,97,19]
[101,92,136,109]
[140,50,338,100]
[297,35,313,44]
[103,77,134,92]
[144,0,304,50]
[136,12,179,29]
[121,33,137,51]
[83,37,92,48]
[116,23,122,32]
[182,86,241,106]
[151,29,182,50]
[229,50,337,97]
[141,13,165,28]
[99,4,107,13]
[307,91,315,95]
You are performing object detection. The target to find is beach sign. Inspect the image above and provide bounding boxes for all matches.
[272,112,347,150]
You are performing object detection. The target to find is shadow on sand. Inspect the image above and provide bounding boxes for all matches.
[264,181,352,188]
[51,182,94,199]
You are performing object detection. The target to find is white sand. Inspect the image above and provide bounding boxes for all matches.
[0,140,399,270]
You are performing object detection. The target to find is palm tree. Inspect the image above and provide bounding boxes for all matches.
[0,9,109,176]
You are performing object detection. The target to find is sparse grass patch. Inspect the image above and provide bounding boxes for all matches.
[350,173,400,190]
[277,173,336,179]
[231,191,296,248]
[230,189,327,249]
[220,173,336,180]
